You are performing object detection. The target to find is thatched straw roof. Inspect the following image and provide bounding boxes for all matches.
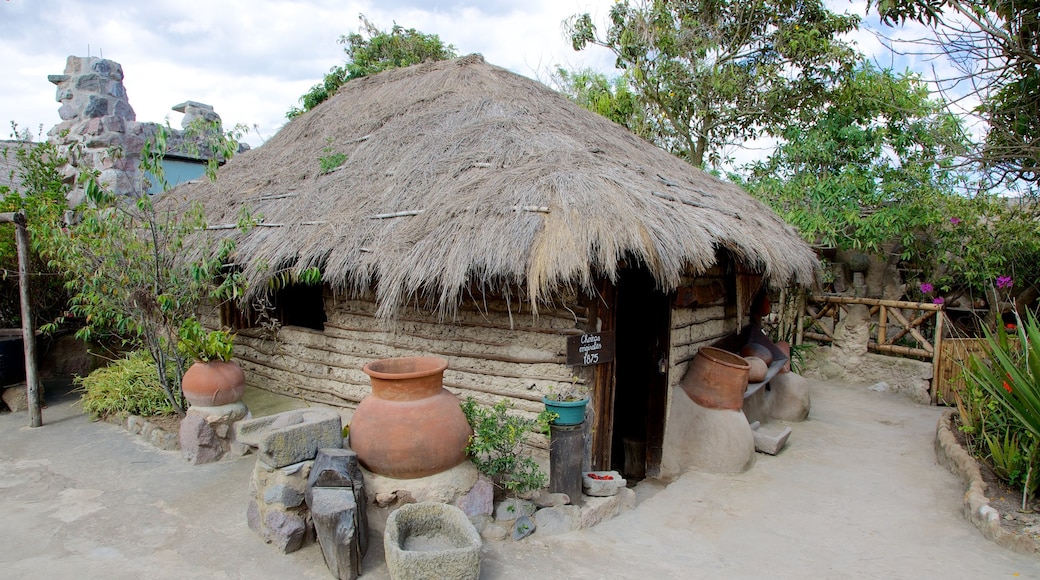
[172,55,816,318]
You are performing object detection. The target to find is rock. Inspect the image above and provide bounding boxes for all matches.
[235,408,342,468]
[579,488,636,529]
[582,471,626,497]
[512,515,536,540]
[307,448,368,556]
[532,490,571,508]
[753,426,792,455]
[247,499,262,534]
[126,415,143,434]
[1,384,28,412]
[364,461,477,506]
[263,510,307,554]
[384,502,481,580]
[264,484,305,509]
[187,401,249,440]
[869,381,890,392]
[308,448,362,489]
[308,487,361,580]
[533,505,580,536]
[480,522,508,542]
[494,498,535,521]
[455,478,494,517]
[468,514,492,534]
[770,372,812,422]
[179,413,224,465]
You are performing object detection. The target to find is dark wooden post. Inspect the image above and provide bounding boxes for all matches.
[0,211,41,427]
[549,423,584,505]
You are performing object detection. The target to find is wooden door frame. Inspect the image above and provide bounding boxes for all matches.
[590,279,616,471]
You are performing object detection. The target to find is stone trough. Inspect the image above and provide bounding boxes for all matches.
[384,502,482,580]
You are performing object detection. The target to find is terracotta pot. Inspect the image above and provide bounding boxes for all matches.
[739,342,774,366]
[680,346,750,410]
[181,360,245,407]
[745,356,768,383]
[349,357,472,479]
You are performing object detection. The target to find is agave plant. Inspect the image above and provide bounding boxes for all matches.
[966,309,1040,509]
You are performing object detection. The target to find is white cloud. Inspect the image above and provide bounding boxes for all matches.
[0,0,619,146]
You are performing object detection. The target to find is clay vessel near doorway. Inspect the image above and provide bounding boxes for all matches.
[680,346,750,410]
[181,360,245,407]
[349,356,471,479]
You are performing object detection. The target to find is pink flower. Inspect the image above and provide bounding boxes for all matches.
[933,297,945,305]
[950,217,962,225]
[996,275,1013,289]
[919,282,934,294]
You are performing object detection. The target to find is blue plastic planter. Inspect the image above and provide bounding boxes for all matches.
[542,396,589,426]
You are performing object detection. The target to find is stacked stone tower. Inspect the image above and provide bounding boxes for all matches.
[46,55,240,205]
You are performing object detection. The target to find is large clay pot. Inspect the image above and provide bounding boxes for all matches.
[680,346,750,410]
[349,357,472,479]
[181,360,246,407]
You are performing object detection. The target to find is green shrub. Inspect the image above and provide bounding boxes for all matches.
[964,309,1040,508]
[460,397,554,496]
[76,350,178,420]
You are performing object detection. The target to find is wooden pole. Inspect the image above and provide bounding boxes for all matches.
[12,211,41,427]
[932,311,946,405]
[811,295,944,311]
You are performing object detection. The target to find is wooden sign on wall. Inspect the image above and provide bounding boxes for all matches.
[567,331,615,367]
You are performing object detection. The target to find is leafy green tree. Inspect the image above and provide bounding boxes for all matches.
[287,15,457,119]
[568,0,861,167]
[39,123,249,415]
[553,67,652,135]
[738,63,968,255]
[871,0,1040,186]
[0,126,72,328]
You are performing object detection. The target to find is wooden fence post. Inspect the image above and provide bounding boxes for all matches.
[0,211,41,427]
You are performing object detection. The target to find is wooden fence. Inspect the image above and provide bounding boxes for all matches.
[800,295,955,404]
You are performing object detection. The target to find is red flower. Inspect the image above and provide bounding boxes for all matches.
[1003,381,1012,393]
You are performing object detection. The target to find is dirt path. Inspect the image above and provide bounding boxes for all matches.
[0,380,1037,578]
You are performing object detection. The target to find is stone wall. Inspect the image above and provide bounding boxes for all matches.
[46,55,242,205]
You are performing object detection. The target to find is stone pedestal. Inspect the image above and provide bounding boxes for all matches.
[549,423,583,505]
[180,401,249,465]
[248,459,314,553]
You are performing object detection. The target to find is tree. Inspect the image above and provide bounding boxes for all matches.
[567,0,861,167]
[0,126,72,329]
[871,0,1040,186]
[287,15,457,119]
[738,63,969,255]
[39,123,249,415]
[552,67,651,135]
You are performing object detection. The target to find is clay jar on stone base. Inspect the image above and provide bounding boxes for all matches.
[181,360,246,407]
[680,346,750,410]
[349,357,472,479]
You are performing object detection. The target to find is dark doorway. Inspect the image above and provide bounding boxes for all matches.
[611,266,671,479]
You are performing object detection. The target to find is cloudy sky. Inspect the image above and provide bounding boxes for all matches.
[1,0,625,146]
[1,0,954,152]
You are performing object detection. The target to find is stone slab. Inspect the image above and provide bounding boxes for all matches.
[235,408,342,468]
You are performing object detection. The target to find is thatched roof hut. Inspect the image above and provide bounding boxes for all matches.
[174,54,815,318]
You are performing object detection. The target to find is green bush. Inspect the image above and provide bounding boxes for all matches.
[962,310,1040,508]
[460,397,555,496]
[76,350,178,420]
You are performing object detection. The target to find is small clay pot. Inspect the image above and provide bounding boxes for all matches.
[739,342,774,366]
[745,356,768,383]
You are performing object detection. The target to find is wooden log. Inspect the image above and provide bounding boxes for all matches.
[932,311,946,404]
[811,295,944,311]
[886,308,933,354]
[878,305,888,346]
[868,342,932,359]
[803,331,835,343]
[549,423,584,505]
[14,212,41,427]
[885,309,936,349]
